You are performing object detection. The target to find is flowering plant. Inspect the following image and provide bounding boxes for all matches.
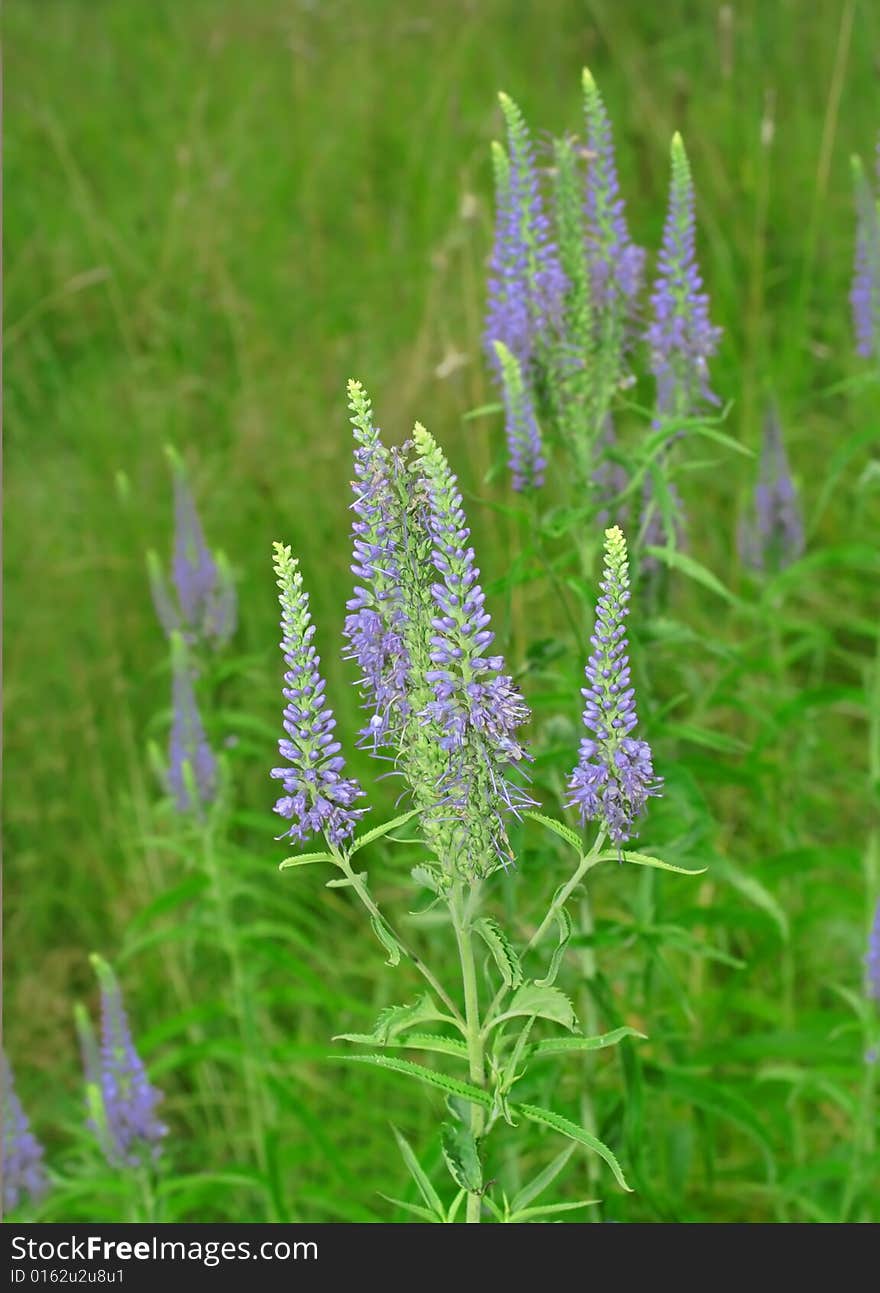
[270,382,700,1222]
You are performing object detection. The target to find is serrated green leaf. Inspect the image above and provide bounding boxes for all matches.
[595,849,707,876]
[518,1103,632,1191]
[474,917,523,989]
[349,808,422,854]
[279,851,336,870]
[491,983,578,1033]
[411,864,446,894]
[334,995,450,1046]
[534,906,572,988]
[333,1054,493,1108]
[334,1031,468,1059]
[509,1143,575,1214]
[369,914,402,966]
[530,1026,647,1058]
[524,811,584,855]
[441,1122,483,1193]
[391,1126,445,1217]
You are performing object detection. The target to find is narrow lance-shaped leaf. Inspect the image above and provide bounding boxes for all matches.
[518,1102,632,1192]
[391,1126,445,1219]
[334,1054,493,1110]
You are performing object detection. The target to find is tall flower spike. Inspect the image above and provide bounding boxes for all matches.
[412,425,531,768]
[486,93,566,374]
[549,135,594,467]
[739,402,804,573]
[343,380,412,749]
[568,526,661,844]
[582,68,645,318]
[485,139,532,372]
[271,543,366,848]
[850,152,880,363]
[646,133,722,420]
[168,632,217,815]
[90,956,166,1168]
[493,341,546,490]
[1,1053,48,1212]
[149,452,237,649]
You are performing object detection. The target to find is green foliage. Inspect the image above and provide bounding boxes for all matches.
[474,917,524,989]
[4,0,879,1227]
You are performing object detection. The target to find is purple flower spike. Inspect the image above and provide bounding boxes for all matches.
[851,150,880,363]
[493,341,546,491]
[568,526,661,844]
[582,68,646,318]
[411,424,534,872]
[271,542,366,849]
[342,381,412,748]
[149,454,237,650]
[485,94,567,377]
[168,634,217,815]
[740,403,804,573]
[413,424,531,767]
[90,956,166,1168]
[867,897,880,1003]
[485,139,533,373]
[647,134,722,420]
[1,1053,48,1212]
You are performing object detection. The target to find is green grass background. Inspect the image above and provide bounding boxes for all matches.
[4,0,879,1220]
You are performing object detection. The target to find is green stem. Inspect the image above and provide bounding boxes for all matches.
[577,892,602,1216]
[134,1167,156,1223]
[334,850,466,1030]
[482,828,607,1033]
[450,882,486,1224]
[203,822,269,1180]
[529,829,607,952]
